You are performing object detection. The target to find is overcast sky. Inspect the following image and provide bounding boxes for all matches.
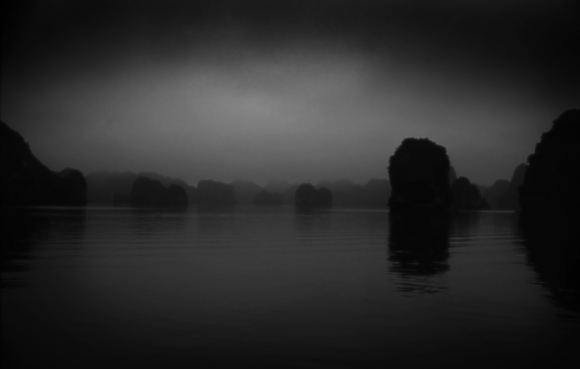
[2,0,578,186]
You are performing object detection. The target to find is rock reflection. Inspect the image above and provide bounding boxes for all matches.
[518,212,580,312]
[293,207,332,233]
[388,212,450,294]
[1,207,86,288]
[449,211,482,237]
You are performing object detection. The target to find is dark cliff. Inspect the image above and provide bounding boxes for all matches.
[1,121,87,206]
[388,138,452,213]
[519,109,580,212]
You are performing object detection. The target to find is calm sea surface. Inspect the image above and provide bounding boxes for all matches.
[2,206,579,368]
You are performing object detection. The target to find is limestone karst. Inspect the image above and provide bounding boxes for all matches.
[1,121,87,206]
[519,109,580,211]
[388,138,452,212]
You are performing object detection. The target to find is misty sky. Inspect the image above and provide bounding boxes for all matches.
[2,0,578,186]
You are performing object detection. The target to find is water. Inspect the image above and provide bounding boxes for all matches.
[2,206,579,368]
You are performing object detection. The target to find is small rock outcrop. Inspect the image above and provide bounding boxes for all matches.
[519,109,580,212]
[388,138,452,213]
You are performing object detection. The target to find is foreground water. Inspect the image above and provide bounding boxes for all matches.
[1,206,579,368]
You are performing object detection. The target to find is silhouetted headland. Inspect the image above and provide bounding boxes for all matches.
[519,109,580,212]
[388,138,452,214]
[1,121,87,206]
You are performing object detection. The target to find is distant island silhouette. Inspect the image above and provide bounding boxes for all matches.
[497,163,527,210]
[481,179,510,209]
[2,108,577,211]
[85,172,391,208]
[86,171,197,205]
[196,180,237,206]
[253,190,285,206]
[450,176,489,210]
[130,176,188,207]
[294,183,333,208]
